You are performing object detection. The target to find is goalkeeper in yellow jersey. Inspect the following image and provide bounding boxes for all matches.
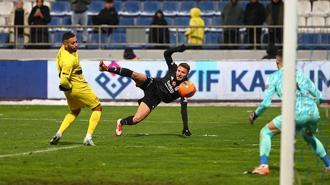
[49,32,102,146]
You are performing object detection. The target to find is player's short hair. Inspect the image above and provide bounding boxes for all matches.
[62,32,75,43]
[276,49,283,58]
[178,63,190,73]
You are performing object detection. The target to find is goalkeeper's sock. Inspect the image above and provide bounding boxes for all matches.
[58,112,77,134]
[259,125,273,165]
[85,133,92,140]
[120,116,134,125]
[260,155,269,166]
[55,131,62,138]
[87,111,101,135]
[108,67,133,77]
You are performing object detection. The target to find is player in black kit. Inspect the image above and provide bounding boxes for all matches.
[99,45,192,136]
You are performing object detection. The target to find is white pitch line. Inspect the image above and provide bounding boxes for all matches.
[0,145,82,159]
[200,134,218,137]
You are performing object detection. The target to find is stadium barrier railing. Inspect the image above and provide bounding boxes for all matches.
[0,25,329,49]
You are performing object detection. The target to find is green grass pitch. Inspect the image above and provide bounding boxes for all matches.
[0,105,329,185]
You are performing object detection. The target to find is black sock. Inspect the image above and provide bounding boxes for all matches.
[108,67,133,77]
[120,116,134,125]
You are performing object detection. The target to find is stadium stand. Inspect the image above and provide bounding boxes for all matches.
[136,16,152,26]
[205,31,220,45]
[165,17,174,26]
[240,1,249,10]
[199,1,218,16]
[311,0,330,16]
[0,1,13,16]
[174,16,189,26]
[43,1,51,10]
[62,16,71,25]
[298,0,312,17]
[170,31,185,45]
[113,1,122,12]
[141,1,161,16]
[0,32,8,48]
[109,32,126,49]
[298,16,306,27]
[50,1,69,16]
[178,1,197,15]
[212,16,222,26]
[23,1,32,12]
[49,16,62,26]
[327,17,330,26]
[120,16,135,25]
[0,16,6,33]
[122,1,141,16]
[307,16,326,32]
[51,31,65,48]
[0,0,329,49]
[162,1,179,16]
[89,1,104,14]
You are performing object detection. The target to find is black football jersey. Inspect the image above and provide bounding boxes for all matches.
[154,64,185,103]
[154,47,190,103]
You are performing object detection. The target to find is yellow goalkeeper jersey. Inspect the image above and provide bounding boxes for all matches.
[56,46,87,89]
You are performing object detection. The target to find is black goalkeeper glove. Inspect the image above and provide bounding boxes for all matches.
[176,44,186,52]
[182,129,192,136]
[249,112,258,124]
[59,85,71,91]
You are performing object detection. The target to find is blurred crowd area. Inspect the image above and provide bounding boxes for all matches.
[0,0,329,50]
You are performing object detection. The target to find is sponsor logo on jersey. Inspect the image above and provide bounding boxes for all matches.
[171,81,176,86]
[165,80,175,94]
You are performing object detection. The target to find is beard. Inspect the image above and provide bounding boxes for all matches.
[68,47,77,53]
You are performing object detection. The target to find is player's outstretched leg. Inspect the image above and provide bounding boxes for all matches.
[302,132,330,170]
[252,121,280,175]
[99,61,147,86]
[84,105,102,146]
[50,109,80,145]
[99,60,133,77]
[115,102,151,136]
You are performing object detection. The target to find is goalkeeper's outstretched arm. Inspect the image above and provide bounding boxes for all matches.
[164,44,186,69]
[250,82,276,124]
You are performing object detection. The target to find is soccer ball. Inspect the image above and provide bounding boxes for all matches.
[178,81,196,98]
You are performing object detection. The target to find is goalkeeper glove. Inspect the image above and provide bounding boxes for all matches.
[249,112,258,124]
[176,44,186,52]
[182,129,192,136]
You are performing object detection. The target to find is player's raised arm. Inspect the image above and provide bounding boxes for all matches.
[256,82,276,116]
[164,44,186,69]
[180,97,191,136]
